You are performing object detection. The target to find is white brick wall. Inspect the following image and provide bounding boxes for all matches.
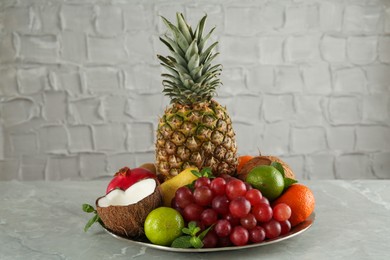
[0,0,389,180]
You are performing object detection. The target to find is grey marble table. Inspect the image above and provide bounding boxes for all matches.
[0,180,389,259]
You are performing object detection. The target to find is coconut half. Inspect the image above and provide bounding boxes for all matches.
[96,178,162,238]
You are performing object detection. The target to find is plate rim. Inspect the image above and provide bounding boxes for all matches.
[102,212,315,253]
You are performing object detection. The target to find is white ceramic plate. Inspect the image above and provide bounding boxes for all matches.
[102,212,315,253]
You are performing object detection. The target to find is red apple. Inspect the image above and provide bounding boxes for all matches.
[106,167,156,194]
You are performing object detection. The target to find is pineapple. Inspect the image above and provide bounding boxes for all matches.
[156,13,238,181]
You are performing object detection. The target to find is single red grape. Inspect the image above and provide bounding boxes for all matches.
[248,226,266,243]
[262,219,281,239]
[202,230,218,248]
[279,220,291,235]
[259,196,270,205]
[210,177,226,195]
[170,197,183,215]
[171,197,179,210]
[230,226,249,246]
[183,203,204,222]
[195,177,211,188]
[245,189,263,206]
[200,208,218,226]
[272,203,292,222]
[212,195,230,215]
[175,186,194,208]
[214,219,232,237]
[229,197,251,218]
[240,213,257,230]
[226,179,247,200]
[193,186,214,206]
[252,203,273,223]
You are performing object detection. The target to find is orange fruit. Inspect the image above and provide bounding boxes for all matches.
[237,155,254,174]
[272,184,315,227]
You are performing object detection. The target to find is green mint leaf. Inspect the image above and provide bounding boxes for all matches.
[171,236,192,248]
[173,221,210,248]
[187,221,200,235]
[191,170,202,178]
[188,221,197,230]
[182,227,191,235]
[200,167,214,178]
[192,227,201,236]
[82,204,95,213]
[98,218,104,226]
[198,225,213,240]
[271,162,285,177]
[190,236,204,248]
[284,178,298,191]
[186,180,196,191]
[84,214,100,232]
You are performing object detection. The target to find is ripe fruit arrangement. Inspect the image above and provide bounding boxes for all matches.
[171,173,296,247]
[82,12,316,250]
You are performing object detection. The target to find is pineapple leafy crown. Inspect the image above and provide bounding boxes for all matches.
[158,13,222,105]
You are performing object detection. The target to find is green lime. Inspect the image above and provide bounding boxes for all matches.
[144,207,184,246]
[246,165,284,201]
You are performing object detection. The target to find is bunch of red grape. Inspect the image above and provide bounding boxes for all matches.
[171,175,292,247]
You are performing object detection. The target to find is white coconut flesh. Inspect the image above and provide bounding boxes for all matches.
[97,179,157,207]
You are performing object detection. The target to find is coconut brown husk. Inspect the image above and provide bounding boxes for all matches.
[96,187,162,238]
[238,156,296,181]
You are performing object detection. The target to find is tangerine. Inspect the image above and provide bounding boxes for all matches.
[272,184,315,227]
[237,155,254,174]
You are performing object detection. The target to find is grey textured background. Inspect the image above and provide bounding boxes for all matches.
[0,0,389,180]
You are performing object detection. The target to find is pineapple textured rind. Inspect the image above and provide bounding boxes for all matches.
[156,101,237,180]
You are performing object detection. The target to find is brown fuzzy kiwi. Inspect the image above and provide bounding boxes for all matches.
[96,187,162,238]
[139,163,157,175]
[238,156,296,181]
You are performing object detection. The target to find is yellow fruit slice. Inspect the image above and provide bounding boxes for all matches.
[159,167,198,206]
